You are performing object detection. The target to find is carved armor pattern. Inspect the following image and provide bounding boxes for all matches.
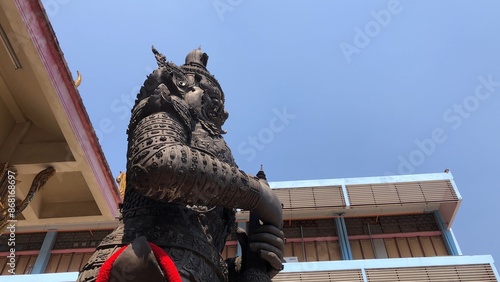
[78,48,276,282]
[126,104,262,210]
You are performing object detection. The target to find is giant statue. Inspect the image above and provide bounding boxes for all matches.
[78,48,285,282]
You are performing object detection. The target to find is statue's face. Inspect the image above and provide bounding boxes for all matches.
[185,80,228,130]
[185,86,204,112]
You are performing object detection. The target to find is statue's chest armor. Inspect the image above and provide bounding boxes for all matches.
[191,124,235,166]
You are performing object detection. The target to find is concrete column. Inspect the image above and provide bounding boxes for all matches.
[335,216,352,260]
[31,230,57,274]
[434,211,461,256]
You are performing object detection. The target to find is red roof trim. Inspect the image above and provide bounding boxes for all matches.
[15,0,120,216]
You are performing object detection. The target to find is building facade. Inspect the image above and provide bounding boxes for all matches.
[265,172,499,281]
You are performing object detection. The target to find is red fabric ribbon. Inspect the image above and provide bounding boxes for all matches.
[96,242,181,282]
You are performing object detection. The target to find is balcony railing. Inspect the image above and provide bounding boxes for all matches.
[236,172,462,229]
[274,255,498,282]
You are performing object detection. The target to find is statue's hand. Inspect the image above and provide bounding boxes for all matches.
[249,224,285,277]
[236,223,285,278]
[254,178,283,228]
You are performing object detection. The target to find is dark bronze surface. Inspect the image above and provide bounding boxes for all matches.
[78,48,283,282]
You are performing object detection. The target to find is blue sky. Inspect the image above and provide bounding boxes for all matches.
[46,0,500,264]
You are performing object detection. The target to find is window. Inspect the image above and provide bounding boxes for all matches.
[345,213,448,259]
[283,219,340,262]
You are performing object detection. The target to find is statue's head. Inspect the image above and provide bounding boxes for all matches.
[181,49,228,134]
[185,48,208,68]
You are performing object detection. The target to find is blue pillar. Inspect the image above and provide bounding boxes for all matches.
[31,230,57,274]
[335,216,352,260]
[434,211,460,256]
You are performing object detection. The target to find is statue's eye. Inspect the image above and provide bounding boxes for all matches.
[178,81,187,87]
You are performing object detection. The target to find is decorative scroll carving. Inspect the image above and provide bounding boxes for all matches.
[0,165,55,232]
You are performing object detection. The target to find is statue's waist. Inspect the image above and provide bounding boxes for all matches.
[96,224,228,281]
[122,203,184,218]
[101,221,228,281]
[154,227,227,280]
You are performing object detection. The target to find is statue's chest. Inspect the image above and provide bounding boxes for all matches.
[191,126,235,166]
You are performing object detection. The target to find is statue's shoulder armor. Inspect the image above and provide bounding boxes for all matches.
[127,92,193,139]
[127,67,194,139]
[127,55,192,129]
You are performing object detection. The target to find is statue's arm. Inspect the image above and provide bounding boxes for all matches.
[126,94,282,226]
